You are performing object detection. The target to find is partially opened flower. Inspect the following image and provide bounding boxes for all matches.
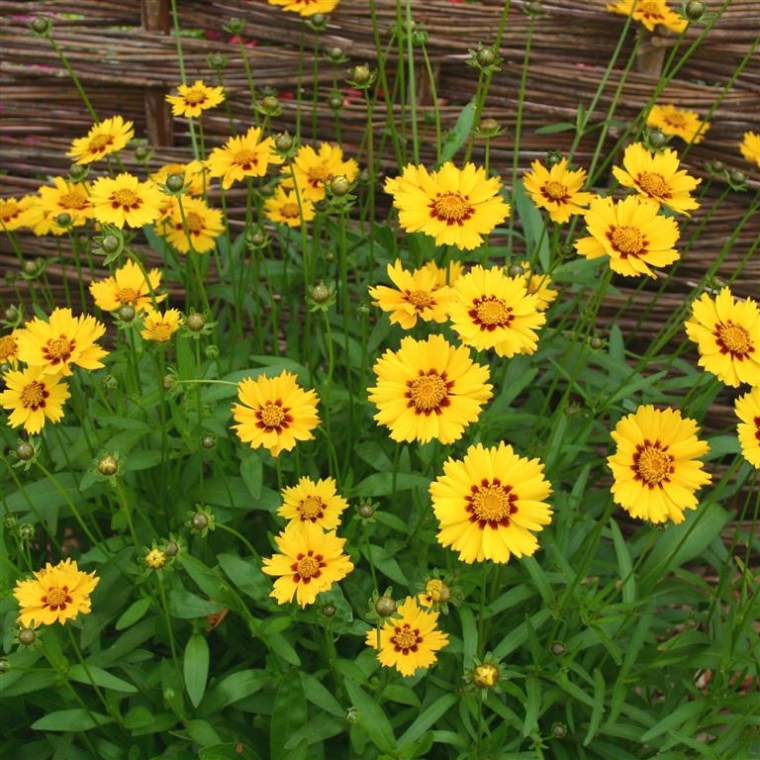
[0,332,19,369]
[13,558,99,628]
[264,186,316,227]
[277,476,349,530]
[684,288,760,387]
[735,388,760,467]
[608,405,711,524]
[37,177,93,228]
[612,142,700,215]
[268,0,340,16]
[514,262,558,312]
[282,142,359,202]
[90,259,166,313]
[0,196,38,232]
[739,131,760,169]
[430,442,553,564]
[365,596,449,677]
[646,104,709,144]
[522,158,595,224]
[207,127,282,190]
[67,115,134,164]
[162,196,224,254]
[0,366,70,434]
[232,370,320,456]
[575,195,680,278]
[90,173,164,229]
[140,306,183,342]
[262,522,353,607]
[166,80,225,118]
[606,0,687,33]
[368,334,492,444]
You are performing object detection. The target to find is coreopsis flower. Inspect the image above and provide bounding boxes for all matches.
[0,366,71,434]
[385,162,510,251]
[0,332,19,368]
[66,115,134,164]
[612,142,700,216]
[424,259,464,286]
[165,80,225,118]
[206,126,282,190]
[143,548,168,570]
[448,265,545,357]
[430,442,553,564]
[13,558,99,628]
[606,0,687,33]
[522,158,595,224]
[646,104,709,144]
[368,334,493,444]
[37,177,93,228]
[262,522,354,607]
[514,262,558,312]
[277,476,349,530]
[140,306,183,342]
[162,197,224,254]
[151,160,209,197]
[739,131,760,168]
[282,142,359,203]
[735,387,760,467]
[89,259,166,313]
[417,577,451,609]
[231,370,320,456]
[90,173,164,229]
[268,0,339,15]
[368,259,457,329]
[365,596,449,677]
[263,186,316,227]
[574,195,680,278]
[608,405,711,524]
[0,196,38,232]
[684,288,760,387]
[15,307,108,377]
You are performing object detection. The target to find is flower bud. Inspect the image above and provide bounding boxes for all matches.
[68,163,88,182]
[473,663,500,688]
[164,540,180,557]
[274,132,294,153]
[326,46,345,63]
[330,175,352,196]
[200,433,216,450]
[321,602,337,617]
[205,344,219,360]
[19,523,35,541]
[118,304,136,323]
[144,548,168,569]
[259,95,281,116]
[0,658,10,673]
[103,374,118,390]
[134,145,151,162]
[18,628,37,646]
[223,17,246,35]
[477,118,502,138]
[56,212,72,228]
[648,129,668,149]
[374,596,397,617]
[308,13,328,31]
[551,722,568,739]
[16,442,35,461]
[186,312,206,332]
[684,0,705,21]
[729,169,747,186]
[30,16,52,35]
[247,228,267,248]
[165,173,186,193]
[207,53,227,70]
[162,374,177,390]
[328,94,344,111]
[101,234,121,255]
[551,640,567,656]
[358,502,375,519]
[310,282,331,303]
[476,47,496,67]
[97,454,119,477]
[349,64,371,85]
[191,512,209,531]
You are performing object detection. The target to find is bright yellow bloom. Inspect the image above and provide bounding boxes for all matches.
[684,288,760,387]
[264,186,316,227]
[268,0,339,15]
[430,442,553,564]
[161,197,224,254]
[37,177,93,228]
[575,195,680,278]
[144,549,168,569]
[90,173,164,229]
[0,366,70,434]
[512,262,558,312]
[608,405,711,525]
[606,0,687,32]
[368,259,457,330]
[424,259,464,287]
[282,143,359,203]
[0,333,19,368]
[90,259,166,313]
[735,387,760,468]
[15,307,108,377]
[232,370,320,457]
[739,131,760,169]
[522,158,595,224]
[206,127,282,190]
[66,115,134,165]
[612,142,700,216]
[151,160,209,197]
[449,265,545,357]
[277,476,349,530]
[368,334,493,445]
[417,578,451,609]
[166,80,225,118]
[140,306,183,342]
[13,558,99,629]
[262,522,354,607]
[365,596,449,677]
[0,196,38,232]
[385,162,510,251]
[647,104,709,144]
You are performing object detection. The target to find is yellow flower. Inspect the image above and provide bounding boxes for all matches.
[277,476,349,530]
[37,177,93,228]
[417,578,451,609]
[515,262,558,312]
[430,442,553,564]
[66,115,135,165]
[424,259,464,287]
[606,0,687,33]
[0,332,19,368]
[166,80,225,118]
[140,306,183,342]
[448,265,545,357]
[90,173,164,229]
[13,558,99,629]
[231,370,320,457]
[368,334,493,445]
[365,596,449,677]
[473,663,500,688]
[264,186,316,227]
[646,104,709,144]
[368,259,457,330]
[385,162,510,251]
[684,288,760,387]
[522,158,595,224]
[0,196,38,232]
[161,197,224,254]
[612,142,700,216]
[15,307,108,377]
[206,127,282,190]
[608,405,711,525]
[144,548,168,569]
[739,131,760,169]
[90,259,166,313]
[574,195,680,278]
[282,142,359,203]
[735,388,760,468]
[262,522,354,607]
[0,366,70,434]
[151,160,209,197]
[267,0,340,15]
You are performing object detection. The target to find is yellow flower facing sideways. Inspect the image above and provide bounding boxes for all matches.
[606,0,687,33]
[740,131,760,168]
[90,259,166,313]
[140,307,184,343]
[66,115,134,164]
[647,104,709,144]
[268,0,339,16]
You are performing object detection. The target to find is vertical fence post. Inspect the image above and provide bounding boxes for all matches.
[141,0,174,147]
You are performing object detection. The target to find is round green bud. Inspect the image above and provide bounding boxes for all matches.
[16,442,35,461]
[200,434,216,450]
[101,234,121,254]
[648,129,668,149]
[30,17,51,35]
[18,628,37,646]
[349,64,371,85]
[321,603,337,617]
[69,164,87,182]
[311,282,331,303]
[358,502,375,519]
[274,132,294,152]
[56,212,72,228]
[162,374,177,391]
[191,512,209,531]
[186,312,206,332]
[134,145,151,161]
[118,304,136,323]
[684,0,705,21]
[165,173,185,193]
[330,175,352,196]
[476,47,496,67]
[374,596,397,617]
[19,523,35,541]
[97,454,119,477]
[164,540,180,557]
[328,94,344,111]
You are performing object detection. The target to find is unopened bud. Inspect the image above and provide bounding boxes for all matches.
[15,442,35,461]
[374,596,397,617]
[18,628,37,646]
[186,312,206,332]
[118,304,136,323]
[97,455,119,477]
[684,1,705,21]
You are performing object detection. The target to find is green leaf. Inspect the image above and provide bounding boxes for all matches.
[240,452,263,499]
[284,713,346,750]
[383,684,420,708]
[440,98,476,163]
[68,664,137,693]
[583,669,606,746]
[512,179,550,270]
[169,587,224,619]
[639,701,705,743]
[609,518,636,604]
[115,597,153,631]
[361,544,408,584]
[200,669,268,715]
[184,631,210,708]
[493,609,552,659]
[300,671,345,717]
[458,605,478,667]
[271,670,308,760]
[31,709,113,732]
[198,743,261,760]
[352,472,431,498]
[344,679,396,754]
[523,675,541,737]
[398,693,457,748]
[218,552,270,603]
